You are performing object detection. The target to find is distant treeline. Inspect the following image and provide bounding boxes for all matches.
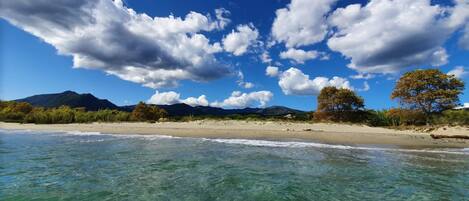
[0,101,166,124]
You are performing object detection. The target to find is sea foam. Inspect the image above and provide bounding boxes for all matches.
[1,128,468,155]
[207,138,469,155]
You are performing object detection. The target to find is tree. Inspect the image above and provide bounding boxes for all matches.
[317,87,364,112]
[391,69,464,122]
[315,87,365,122]
[131,102,167,121]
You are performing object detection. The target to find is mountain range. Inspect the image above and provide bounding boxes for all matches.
[14,91,306,116]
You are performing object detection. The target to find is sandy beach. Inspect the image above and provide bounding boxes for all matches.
[1,121,468,148]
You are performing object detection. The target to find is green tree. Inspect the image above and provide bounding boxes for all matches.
[317,87,364,112]
[131,102,167,121]
[391,69,464,122]
[315,87,365,122]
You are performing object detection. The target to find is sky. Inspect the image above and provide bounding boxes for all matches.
[1,0,468,111]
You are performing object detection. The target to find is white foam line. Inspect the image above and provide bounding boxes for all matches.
[1,128,468,155]
[207,138,469,155]
[62,130,180,139]
[0,128,179,139]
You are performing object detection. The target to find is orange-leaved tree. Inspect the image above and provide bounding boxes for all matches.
[315,86,365,122]
[131,102,167,121]
[391,69,464,123]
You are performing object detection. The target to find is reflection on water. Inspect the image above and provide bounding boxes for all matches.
[1,130,468,200]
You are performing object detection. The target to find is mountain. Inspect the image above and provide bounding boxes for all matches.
[15,91,306,116]
[15,91,119,111]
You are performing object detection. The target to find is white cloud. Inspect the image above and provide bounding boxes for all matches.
[148,91,181,105]
[210,91,273,109]
[279,48,325,64]
[236,71,255,89]
[241,82,254,89]
[260,51,272,63]
[266,66,280,77]
[0,0,231,88]
[278,67,352,95]
[222,24,259,56]
[181,95,209,107]
[272,0,336,48]
[447,66,468,79]
[327,0,469,74]
[214,8,231,29]
[357,81,370,92]
[349,73,375,80]
[148,91,209,106]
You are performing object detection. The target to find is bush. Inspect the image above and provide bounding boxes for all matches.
[0,101,33,122]
[366,110,400,127]
[433,110,469,125]
[0,100,138,124]
[313,110,368,123]
[131,102,166,122]
[386,108,427,126]
[24,108,52,124]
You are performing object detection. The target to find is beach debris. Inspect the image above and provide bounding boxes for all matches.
[430,134,469,140]
[303,128,324,132]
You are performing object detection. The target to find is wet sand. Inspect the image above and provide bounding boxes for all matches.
[1,121,468,148]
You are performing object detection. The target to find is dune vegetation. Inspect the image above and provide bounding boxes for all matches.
[0,101,166,124]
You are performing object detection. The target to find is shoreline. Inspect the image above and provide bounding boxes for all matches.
[1,121,468,148]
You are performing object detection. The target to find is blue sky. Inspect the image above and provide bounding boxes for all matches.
[1,0,468,111]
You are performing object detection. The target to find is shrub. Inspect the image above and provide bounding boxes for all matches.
[0,100,135,124]
[131,102,167,122]
[366,110,400,127]
[433,110,469,125]
[387,108,426,126]
[0,101,34,122]
[313,110,368,123]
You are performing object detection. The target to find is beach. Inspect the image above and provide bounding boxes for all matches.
[1,121,468,148]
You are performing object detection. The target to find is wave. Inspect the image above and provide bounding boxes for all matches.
[65,131,102,135]
[1,128,468,155]
[0,128,179,140]
[207,138,469,155]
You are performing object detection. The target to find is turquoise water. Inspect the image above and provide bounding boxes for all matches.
[1,130,469,200]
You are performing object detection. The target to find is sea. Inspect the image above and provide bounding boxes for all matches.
[1,129,468,200]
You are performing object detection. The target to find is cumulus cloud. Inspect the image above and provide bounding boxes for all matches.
[265,66,280,77]
[327,0,469,74]
[148,91,181,105]
[181,95,209,107]
[222,24,259,56]
[447,66,468,79]
[272,0,336,48]
[278,67,352,95]
[210,91,273,109]
[147,91,209,106]
[280,48,327,63]
[0,0,231,88]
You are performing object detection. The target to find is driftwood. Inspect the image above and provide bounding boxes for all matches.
[430,134,469,140]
